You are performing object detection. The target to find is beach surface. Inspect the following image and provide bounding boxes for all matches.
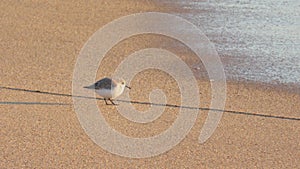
[1,1,299,168]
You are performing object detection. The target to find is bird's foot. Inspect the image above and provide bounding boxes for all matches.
[104,98,118,106]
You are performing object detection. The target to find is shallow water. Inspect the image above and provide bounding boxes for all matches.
[161,0,300,85]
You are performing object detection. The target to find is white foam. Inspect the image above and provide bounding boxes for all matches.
[161,0,300,84]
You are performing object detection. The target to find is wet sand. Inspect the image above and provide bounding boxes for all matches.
[1,1,299,168]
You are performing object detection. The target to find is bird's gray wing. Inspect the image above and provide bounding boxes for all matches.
[94,78,117,89]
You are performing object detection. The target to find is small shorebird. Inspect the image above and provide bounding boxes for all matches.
[84,77,131,105]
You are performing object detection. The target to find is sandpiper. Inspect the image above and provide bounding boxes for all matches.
[84,77,131,105]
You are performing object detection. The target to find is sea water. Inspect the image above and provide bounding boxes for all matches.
[161,0,300,85]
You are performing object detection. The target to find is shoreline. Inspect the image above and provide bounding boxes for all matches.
[218,77,300,96]
[226,78,300,96]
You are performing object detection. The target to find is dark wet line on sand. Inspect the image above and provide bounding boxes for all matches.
[116,99,300,121]
[0,101,71,106]
[1,86,299,121]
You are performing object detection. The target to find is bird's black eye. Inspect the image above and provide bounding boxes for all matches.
[121,82,125,85]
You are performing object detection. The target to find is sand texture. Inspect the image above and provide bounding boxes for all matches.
[1,1,299,168]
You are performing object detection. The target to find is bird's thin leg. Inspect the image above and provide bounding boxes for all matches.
[104,98,109,105]
[108,98,116,105]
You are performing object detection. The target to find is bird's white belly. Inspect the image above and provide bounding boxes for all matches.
[95,88,123,99]
[96,89,113,98]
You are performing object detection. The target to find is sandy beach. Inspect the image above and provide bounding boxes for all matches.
[1,0,299,168]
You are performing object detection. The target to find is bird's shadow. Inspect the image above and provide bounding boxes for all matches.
[1,86,299,121]
[0,101,70,106]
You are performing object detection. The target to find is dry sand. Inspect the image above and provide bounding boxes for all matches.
[1,1,299,168]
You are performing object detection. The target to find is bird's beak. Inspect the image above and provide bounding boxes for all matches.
[125,85,131,89]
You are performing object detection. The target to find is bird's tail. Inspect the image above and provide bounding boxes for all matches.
[83,85,95,89]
